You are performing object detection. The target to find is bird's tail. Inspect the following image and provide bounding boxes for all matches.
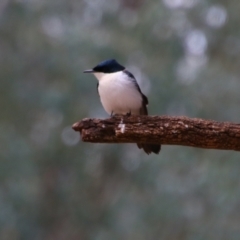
[137,143,161,155]
[138,101,161,154]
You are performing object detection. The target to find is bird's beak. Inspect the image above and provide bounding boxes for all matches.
[83,69,94,73]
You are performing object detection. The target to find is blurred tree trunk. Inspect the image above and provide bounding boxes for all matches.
[73,115,240,151]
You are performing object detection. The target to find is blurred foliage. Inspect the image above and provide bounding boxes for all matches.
[1,0,240,239]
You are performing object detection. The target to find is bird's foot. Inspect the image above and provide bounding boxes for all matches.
[125,111,131,117]
[110,111,114,117]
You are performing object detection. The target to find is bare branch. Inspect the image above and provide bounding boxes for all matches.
[72,115,240,151]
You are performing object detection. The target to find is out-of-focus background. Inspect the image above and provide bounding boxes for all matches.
[1,0,240,239]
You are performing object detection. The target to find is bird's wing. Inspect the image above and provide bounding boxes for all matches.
[124,69,149,115]
[141,93,148,106]
[123,70,149,106]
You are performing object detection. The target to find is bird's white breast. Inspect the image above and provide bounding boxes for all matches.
[94,71,143,115]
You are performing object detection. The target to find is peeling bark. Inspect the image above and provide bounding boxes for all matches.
[72,115,240,151]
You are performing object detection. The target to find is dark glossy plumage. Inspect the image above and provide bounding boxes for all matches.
[93,59,125,73]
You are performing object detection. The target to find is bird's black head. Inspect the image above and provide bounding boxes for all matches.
[92,59,125,73]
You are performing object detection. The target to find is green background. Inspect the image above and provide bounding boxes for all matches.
[1,0,240,239]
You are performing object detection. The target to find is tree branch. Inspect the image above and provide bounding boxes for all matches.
[72,115,240,151]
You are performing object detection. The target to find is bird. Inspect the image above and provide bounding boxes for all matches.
[83,59,161,154]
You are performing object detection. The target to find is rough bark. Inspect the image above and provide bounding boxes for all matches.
[72,115,240,151]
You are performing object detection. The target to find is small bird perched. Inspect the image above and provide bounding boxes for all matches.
[84,59,160,154]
